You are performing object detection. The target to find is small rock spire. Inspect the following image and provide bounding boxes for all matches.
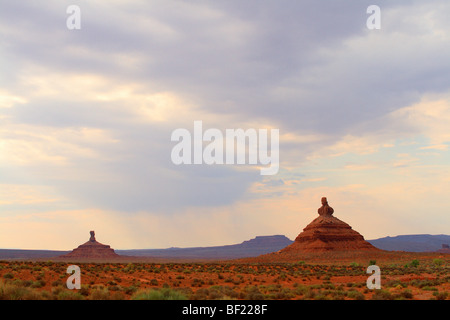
[89,230,96,242]
[318,197,334,216]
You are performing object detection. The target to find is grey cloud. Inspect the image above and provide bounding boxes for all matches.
[1,0,449,212]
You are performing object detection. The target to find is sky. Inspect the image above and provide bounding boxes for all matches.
[0,0,449,250]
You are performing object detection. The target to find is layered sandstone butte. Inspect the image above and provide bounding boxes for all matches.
[61,231,119,259]
[279,197,379,253]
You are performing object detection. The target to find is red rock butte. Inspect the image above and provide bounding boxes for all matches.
[279,197,379,253]
[60,231,119,259]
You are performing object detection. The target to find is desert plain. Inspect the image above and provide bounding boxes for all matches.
[0,250,448,300]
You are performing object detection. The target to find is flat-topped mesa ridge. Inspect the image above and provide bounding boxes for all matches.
[281,197,379,253]
[60,231,119,259]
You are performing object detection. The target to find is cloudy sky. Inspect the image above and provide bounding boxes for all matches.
[1,0,449,250]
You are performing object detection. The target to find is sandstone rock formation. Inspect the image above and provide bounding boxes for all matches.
[60,231,119,259]
[437,244,450,254]
[279,197,379,253]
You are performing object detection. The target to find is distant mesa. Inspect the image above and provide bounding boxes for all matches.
[117,235,293,260]
[367,234,450,252]
[59,231,119,259]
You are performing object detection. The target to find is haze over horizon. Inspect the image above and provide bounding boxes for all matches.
[1,1,450,250]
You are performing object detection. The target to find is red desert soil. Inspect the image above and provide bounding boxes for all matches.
[0,254,448,300]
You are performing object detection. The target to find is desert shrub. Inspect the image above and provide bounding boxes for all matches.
[3,273,13,280]
[109,285,121,292]
[346,290,365,300]
[371,289,393,300]
[125,286,138,295]
[190,288,209,300]
[191,278,204,287]
[208,288,224,300]
[17,280,33,287]
[110,291,125,300]
[200,285,238,299]
[124,263,135,271]
[57,290,84,300]
[385,280,407,288]
[409,260,420,268]
[107,280,117,286]
[313,291,329,300]
[422,286,438,291]
[35,272,45,281]
[51,280,63,287]
[320,283,335,290]
[395,290,413,300]
[433,259,444,267]
[224,277,233,283]
[239,286,265,300]
[172,280,181,287]
[328,289,346,299]
[273,287,294,300]
[89,288,111,300]
[433,291,448,300]
[410,279,442,288]
[293,284,308,296]
[31,280,45,288]
[369,260,377,266]
[150,279,158,286]
[132,288,187,300]
[219,286,239,299]
[303,288,316,299]
[51,285,64,296]
[0,281,44,300]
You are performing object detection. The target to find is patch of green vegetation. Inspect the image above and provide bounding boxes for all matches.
[0,281,46,300]
[3,273,14,280]
[432,258,444,266]
[132,288,187,300]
